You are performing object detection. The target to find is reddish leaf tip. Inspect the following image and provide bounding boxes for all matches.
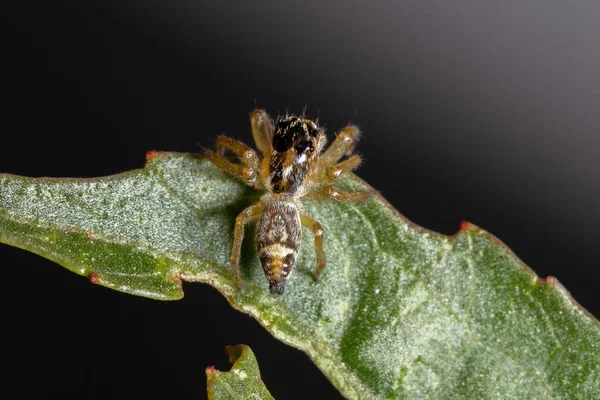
[205,366,218,376]
[460,221,472,231]
[88,273,101,284]
[541,275,571,297]
[146,150,161,161]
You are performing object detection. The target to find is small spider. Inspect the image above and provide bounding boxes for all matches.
[207,109,370,294]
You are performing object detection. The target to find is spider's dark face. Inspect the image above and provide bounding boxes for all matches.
[272,117,319,158]
[268,116,322,195]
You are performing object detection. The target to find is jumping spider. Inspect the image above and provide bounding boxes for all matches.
[207,109,370,294]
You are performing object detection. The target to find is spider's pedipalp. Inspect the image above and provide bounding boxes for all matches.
[250,109,275,155]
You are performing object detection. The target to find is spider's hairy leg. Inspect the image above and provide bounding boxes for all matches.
[231,203,263,289]
[216,136,259,163]
[250,109,274,155]
[319,125,360,169]
[320,185,371,202]
[206,136,260,187]
[300,211,326,280]
[323,154,362,184]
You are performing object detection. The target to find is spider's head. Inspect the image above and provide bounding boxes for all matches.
[268,116,325,195]
[273,116,320,161]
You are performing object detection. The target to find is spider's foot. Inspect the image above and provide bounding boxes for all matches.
[234,276,243,290]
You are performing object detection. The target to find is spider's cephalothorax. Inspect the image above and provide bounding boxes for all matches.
[207,109,369,294]
[267,116,323,196]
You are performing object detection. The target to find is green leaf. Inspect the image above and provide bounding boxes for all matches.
[0,152,599,399]
[206,345,274,400]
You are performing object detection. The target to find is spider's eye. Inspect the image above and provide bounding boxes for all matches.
[295,137,315,155]
[273,117,319,155]
[273,118,300,152]
[273,131,294,152]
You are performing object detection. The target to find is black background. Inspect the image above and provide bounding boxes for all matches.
[2,1,599,399]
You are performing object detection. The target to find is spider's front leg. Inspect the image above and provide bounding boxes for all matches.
[322,154,362,185]
[300,211,326,280]
[231,203,263,289]
[319,125,361,169]
[313,124,370,201]
[207,136,261,187]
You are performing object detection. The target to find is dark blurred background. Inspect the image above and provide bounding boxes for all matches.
[1,1,599,399]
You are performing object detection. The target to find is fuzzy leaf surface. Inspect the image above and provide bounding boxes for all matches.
[206,345,274,400]
[0,153,598,399]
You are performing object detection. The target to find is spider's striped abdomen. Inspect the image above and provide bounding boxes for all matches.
[256,201,301,294]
